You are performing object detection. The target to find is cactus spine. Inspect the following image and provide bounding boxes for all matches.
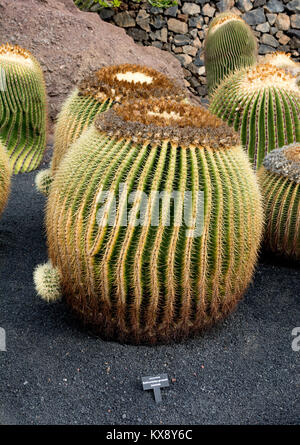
[204,12,257,95]
[0,44,47,174]
[36,99,263,344]
[258,143,300,260]
[0,142,11,216]
[209,63,300,169]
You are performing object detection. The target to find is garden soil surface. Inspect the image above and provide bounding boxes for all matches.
[0,150,299,425]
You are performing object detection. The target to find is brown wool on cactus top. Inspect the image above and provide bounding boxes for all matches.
[94,99,239,148]
[263,143,300,184]
[209,12,244,33]
[78,64,186,103]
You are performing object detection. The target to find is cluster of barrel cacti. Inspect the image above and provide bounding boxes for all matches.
[1,10,298,345]
[0,43,47,174]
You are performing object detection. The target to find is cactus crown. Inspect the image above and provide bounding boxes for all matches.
[239,63,299,93]
[0,43,35,66]
[95,99,238,148]
[208,11,244,33]
[263,52,299,69]
[263,143,300,184]
[78,64,186,103]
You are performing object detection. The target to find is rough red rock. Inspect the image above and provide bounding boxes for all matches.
[0,0,186,132]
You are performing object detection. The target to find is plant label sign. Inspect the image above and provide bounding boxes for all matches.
[142,374,169,404]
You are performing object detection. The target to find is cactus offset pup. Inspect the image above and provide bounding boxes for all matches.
[0,44,47,174]
[35,99,263,344]
[204,12,257,95]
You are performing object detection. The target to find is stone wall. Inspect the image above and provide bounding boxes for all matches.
[80,0,300,98]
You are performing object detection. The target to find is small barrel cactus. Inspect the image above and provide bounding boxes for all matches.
[204,12,257,95]
[51,64,186,175]
[258,143,300,260]
[0,142,11,216]
[34,99,263,344]
[209,63,300,169]
[0,43,47,174]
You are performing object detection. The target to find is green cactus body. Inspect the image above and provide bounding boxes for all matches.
[51,64,186,176]
[258,143,300,260]
[37,99,263,344]
[204,12,257,95]
[0,44,47,174]
[209,63,300,169]
[0,142,11,216]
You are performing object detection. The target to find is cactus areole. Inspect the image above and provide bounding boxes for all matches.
[258,143,300,260]
[204,12,257,95]
[0,44,47,174]
[44,99,263,344]
[210,63,300,169]
[51,64,186,175]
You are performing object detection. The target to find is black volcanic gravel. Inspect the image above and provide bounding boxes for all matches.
[0,156,299,425]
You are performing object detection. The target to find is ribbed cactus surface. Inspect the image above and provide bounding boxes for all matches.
[37,99,263,344]
[0,142,11,216]
[258,143,300,260]
[51,64,186,176]
[204,12,257,95]
[0,44,47,174]
[210,63,300,169]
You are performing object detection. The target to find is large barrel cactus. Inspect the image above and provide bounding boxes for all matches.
[0,43,47,174]
[210,63,300,169]
[204,12,257,95]
[258,143,300,260]
[0,142,11,216]
[34,99,263,344]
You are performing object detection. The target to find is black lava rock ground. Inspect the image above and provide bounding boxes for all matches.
[0,154,299,425]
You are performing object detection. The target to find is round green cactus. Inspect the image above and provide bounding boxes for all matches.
[0,142,11,216]
[258,143,300,260]
[34,99,263,344]
[209,63,300,169]
[204,12,257,95]
[0,44,47,174]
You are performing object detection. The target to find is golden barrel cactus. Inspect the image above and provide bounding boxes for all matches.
[258,143,300,260]
[210,63,300,169]
[204,12,257,95]
[0,44,47,174]
[34,99,263,344]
